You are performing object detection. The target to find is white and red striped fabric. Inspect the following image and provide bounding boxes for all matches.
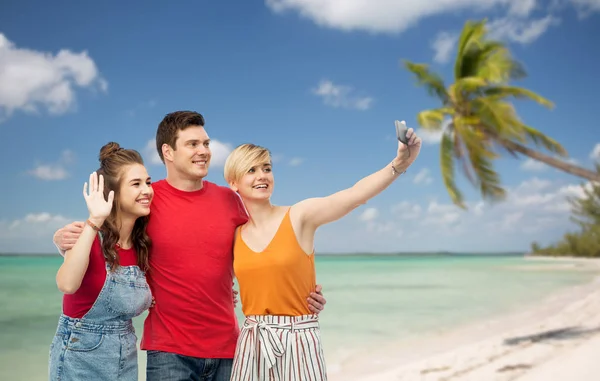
[231,314,327,381]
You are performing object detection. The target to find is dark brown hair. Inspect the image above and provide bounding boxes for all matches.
[97,142,151,272]
[156,111,206,163]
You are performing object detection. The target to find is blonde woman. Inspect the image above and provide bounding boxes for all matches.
[223,124,422,380]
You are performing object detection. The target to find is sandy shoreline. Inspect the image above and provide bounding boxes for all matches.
[329,257,600,381]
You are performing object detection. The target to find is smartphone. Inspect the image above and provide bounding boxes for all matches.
[395,120,409,144]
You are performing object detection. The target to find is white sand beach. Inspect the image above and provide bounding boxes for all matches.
[329,257,600,381]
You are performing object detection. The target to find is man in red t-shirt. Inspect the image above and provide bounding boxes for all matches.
[54,111,327,381]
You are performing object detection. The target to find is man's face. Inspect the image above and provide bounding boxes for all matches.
[164,125,212,181]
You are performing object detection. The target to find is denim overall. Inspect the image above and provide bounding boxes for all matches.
[49,236,152,381]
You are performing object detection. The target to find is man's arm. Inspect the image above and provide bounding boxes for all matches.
[53,221,85,256]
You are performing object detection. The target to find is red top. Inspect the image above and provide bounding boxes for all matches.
[62,236,138,318]
[140,180,248,358]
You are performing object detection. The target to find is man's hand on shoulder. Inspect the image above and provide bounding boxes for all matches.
[54,221,85,252]
[307,284,326,314]
[233,288,239,307]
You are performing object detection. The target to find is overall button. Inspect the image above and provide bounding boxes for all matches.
[75,322,82,328]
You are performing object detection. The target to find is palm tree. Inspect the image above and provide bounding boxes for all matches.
[403,19,600,208]
[569,164,600,228]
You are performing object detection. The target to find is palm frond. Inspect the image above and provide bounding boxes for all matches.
[474,45,518,84]
[454,77,488,93]
[403,60,449,103]
[453,132,478,187]
[520,125,567,156]
[474,97,517,136]
[454,19,488,80]
[416,107,453,130]
[466,143,506,201]
[483,86,554,108]
[440,130,466,208]
[454,122,506,201]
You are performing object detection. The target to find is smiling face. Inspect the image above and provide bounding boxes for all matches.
[234,162,274,202]
[117,163,154,218]
[163,125,212,182]
[224,143,274,202]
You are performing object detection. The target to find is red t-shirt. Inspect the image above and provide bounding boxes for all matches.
[62,236,138,318]
[140,180,248,358]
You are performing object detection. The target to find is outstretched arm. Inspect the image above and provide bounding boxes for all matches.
[296,124,422,230]
[56,172,114,294]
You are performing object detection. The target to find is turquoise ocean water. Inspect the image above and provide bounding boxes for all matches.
[1,254,597,380]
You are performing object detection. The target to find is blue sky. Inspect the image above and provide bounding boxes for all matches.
[1,0,599,253]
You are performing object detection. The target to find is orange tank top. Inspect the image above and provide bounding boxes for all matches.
[233,208,316,316]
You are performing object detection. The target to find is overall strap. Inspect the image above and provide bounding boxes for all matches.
[97,231,111,271]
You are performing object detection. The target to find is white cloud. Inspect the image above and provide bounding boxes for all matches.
[413,168,433,185]
[359,207,400,235]
[143,139,163,165]
[520,156,580,173]
[312,80,373,110]
[508,0,537,16]
[517,177,552,192]
[265,1,568,68]
[1,213,71,239]
[432,12,559,63]
[0,33,106,120]
[28,149,76,181]
[567,0,600,17]
[209,140,234,167]
[266,0,598,75]
[359,207,379,221]
[392,202,422,219]
[289,157,304,166]
[422,200,462,226]
[264,0,579,37]
[334,175,592,252]
[0,212,77,253]
[266,0,531,34]
[432,32,457,64]
[365,220,399,234]
[520,158,548,172]
[473,201,485,216]
[417,128,443,144]
[500,179,588,214]
[500,211,524,230]
[416,119,449,145]
[28,165,69,181]
[590,143,600,160]
[450,177,581,230]
[487,15,559,44]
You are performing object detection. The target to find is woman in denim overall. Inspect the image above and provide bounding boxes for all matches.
[49,142,153,381]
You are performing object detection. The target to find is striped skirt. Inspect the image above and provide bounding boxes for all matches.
[231,314,327,381]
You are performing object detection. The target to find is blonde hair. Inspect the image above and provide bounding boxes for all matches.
[224,143,272,185]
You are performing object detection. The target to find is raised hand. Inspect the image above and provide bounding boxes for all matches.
[83,172,114,225]
[396,121,422,167]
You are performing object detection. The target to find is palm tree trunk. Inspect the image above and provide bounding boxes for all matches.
[500,139,600,182]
